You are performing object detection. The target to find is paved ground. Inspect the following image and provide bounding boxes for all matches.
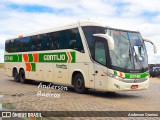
[0,68,160,120]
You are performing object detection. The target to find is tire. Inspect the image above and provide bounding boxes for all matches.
[13,69,19,82]
[19,69,26,83]
[73,73,87,94]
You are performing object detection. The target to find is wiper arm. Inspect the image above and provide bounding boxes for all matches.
[124,48,132,70]
[132,47,144,71]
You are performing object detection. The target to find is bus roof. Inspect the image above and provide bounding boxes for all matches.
[5,20,139,41]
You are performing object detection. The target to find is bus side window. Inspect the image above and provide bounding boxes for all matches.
[70,28,84,52]
[65,30,71,49]
[14,39,19,52]
[59,31,66,49]
[30,36,37,51]
[5,40,11,52]
[41,34,47,50]
[45,34,51,50]
[53,32,60,49]
[47,33,52,50]
[10,39,18,52]
[36,35,42,51]
[75,30,84,52]
[16,37,28,52]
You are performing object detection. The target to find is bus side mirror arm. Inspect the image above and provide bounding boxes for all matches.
[143,39,157,53]
[93,34,114,51]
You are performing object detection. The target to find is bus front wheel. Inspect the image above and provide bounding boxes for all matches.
[73,73,87,94]
[13,69,19,82]
[19,69,26,83]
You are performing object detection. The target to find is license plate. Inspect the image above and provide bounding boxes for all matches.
[131,85,138,89]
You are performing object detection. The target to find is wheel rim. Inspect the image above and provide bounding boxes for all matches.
[14,71,18,80]
[20,71,25,81]
[76,78,83,89]
[14,73,18,80]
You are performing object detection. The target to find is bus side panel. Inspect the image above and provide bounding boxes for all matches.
[94,63,108,91]
[5,62,12,77]
[54,63,69,85]
[43,63,54,82]
[88,62,95,89]
[27,63,42,81]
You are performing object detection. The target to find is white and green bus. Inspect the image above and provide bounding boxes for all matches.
[4,21,157,93]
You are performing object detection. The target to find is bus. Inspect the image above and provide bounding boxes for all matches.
[4,21,157,93]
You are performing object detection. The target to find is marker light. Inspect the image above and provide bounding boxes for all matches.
[18,35,23,38]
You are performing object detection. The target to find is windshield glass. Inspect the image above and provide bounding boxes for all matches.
[82,26,148,72]
[110,30,134,70]
[110,30,148,70]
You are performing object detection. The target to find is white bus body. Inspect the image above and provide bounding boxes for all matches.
[4,21,156,93]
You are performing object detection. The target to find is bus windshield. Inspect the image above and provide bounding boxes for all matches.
[110,30,148,71]
[82,26,148,72]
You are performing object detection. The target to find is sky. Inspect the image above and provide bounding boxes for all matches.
[0,0,160,63]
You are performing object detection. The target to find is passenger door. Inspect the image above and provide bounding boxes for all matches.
[94,38,109,91]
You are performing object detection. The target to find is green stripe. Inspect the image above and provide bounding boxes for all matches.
[39,52,76,63]
[125,72,149,79]
[70,52,76,63]
[5,54,22,62]
[18,54,22,62]
[28,54,33,62]
[114,70,117,75]
[31,63,36,71]
[5,52,76,63]
[141,72,149,78]
[114,70,149,79]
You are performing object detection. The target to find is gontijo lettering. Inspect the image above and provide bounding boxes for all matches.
[43,54,65,61]
[39,52,75,63]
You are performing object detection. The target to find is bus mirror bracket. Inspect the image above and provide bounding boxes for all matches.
[143,39,157,53]
[93,34,114,51]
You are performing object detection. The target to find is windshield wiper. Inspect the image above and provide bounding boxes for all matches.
[120,32,134,70]
[132,46,144,71]
[124,48,132,71]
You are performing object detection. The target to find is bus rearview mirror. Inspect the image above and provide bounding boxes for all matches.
[143,39,157,53]
[93,34,114,51]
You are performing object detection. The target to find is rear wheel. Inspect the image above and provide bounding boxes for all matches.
[13,69,19,82]
[73,73,87,94]
[19,69,26,83]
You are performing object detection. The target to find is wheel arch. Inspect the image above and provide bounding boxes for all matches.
[71,70,87,87]
[19,67,25,74]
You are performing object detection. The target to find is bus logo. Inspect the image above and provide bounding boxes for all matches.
[130,74,141,79]
[134,79,137,83]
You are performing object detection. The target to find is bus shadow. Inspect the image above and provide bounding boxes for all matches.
[86,90,141,99]
[9,79,141,99]
[62,86,141,99]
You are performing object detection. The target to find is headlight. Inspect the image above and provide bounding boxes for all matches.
[115,76,124,81]
[107,73,124,81]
